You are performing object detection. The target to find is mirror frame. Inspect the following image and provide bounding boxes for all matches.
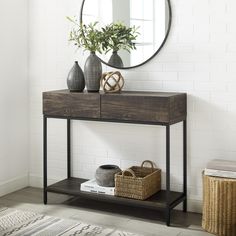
[80,0,172,70]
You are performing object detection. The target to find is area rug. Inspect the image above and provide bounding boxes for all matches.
[0,207,140,236]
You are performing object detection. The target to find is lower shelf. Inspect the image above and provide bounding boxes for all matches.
[46,178,185,210]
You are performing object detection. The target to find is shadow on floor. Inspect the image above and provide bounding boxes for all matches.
[64,196,202,228]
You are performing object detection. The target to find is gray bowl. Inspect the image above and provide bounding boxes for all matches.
[95,165,121,187]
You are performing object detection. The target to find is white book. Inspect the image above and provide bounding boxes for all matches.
[205,168,236,179]
[206,159,236,172]
[81,179,115,196]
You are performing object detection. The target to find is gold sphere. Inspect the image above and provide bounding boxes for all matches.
[101,71,124,93]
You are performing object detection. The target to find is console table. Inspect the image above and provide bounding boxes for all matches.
[43,90,187,226]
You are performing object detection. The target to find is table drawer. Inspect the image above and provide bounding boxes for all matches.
[43,91,100,118]
[101,93,186,123]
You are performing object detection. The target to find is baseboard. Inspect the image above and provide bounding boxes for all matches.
[29,175,63,188]
[0,175,29,197]
[29,175,203,213]
[29,175,42,188]
[174,199,202,213]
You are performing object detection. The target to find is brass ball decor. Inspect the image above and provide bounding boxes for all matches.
[101,71,124,93]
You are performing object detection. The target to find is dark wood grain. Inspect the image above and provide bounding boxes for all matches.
[42,90,187,124]
[169,94,187,123]
[46,177,184,210]
[101,92,187,123]
[43,90,100,118]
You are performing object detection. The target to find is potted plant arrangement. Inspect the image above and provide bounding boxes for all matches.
[67,18,139,91]
[68,18,103,92]
[101,22,139,67]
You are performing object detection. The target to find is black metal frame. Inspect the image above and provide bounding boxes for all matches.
[79,0,172,70]
[43,116,187,226]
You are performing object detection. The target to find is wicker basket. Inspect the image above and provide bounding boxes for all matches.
[202,173,236,236]
[115,160,161,200]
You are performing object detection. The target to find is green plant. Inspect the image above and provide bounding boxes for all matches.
[101,22,139,53]
[67,17,103,53]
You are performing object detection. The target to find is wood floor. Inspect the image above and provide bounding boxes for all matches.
[0,187,213,236]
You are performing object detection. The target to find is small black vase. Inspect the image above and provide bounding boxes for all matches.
[84,52,102,92]
[108,51,124,68]
[67,61,85,92]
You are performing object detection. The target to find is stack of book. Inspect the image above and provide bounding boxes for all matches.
[205,159,236,178]
[80,179,115,196]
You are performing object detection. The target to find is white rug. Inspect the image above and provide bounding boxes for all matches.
[0,207,141,236]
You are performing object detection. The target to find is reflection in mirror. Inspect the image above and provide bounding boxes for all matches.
[81,0,171,69]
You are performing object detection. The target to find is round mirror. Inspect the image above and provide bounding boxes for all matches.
[80,0,172,69]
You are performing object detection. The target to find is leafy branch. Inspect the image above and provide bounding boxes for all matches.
[67,18,139,54]
[101,22,139,53]
[67,17,103,53]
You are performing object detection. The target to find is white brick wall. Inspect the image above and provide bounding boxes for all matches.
[29,0,236,213]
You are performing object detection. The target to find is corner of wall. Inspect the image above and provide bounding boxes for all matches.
[0,175,29,198]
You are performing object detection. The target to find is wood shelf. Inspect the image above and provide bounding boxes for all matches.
[46,177,185,210]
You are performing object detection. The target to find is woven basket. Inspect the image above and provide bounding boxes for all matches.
[202,173,236,236]
[115,160,161,200]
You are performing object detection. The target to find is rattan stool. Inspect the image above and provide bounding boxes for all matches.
[202,174,236,236]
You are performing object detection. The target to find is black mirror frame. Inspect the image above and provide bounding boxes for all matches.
[80,0,172,70]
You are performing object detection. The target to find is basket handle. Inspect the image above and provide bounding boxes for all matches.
[141,160,154,172]
[122,169,136,178]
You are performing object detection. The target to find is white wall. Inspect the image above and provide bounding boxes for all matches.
[29,0,236,213]
[0,0,29,195]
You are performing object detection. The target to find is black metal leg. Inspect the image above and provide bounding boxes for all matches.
[166,125,171,226]
[166,208,171,227]
[67,119,71,178]
[183,119,187,212]
[43,116,48,205]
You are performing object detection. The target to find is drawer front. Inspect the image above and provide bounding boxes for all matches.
[43,92,100,118]
[68,93,100,118]
[101,95,170,123]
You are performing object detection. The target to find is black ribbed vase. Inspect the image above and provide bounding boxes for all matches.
[84,52,102,92]
[67,61,85,92]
